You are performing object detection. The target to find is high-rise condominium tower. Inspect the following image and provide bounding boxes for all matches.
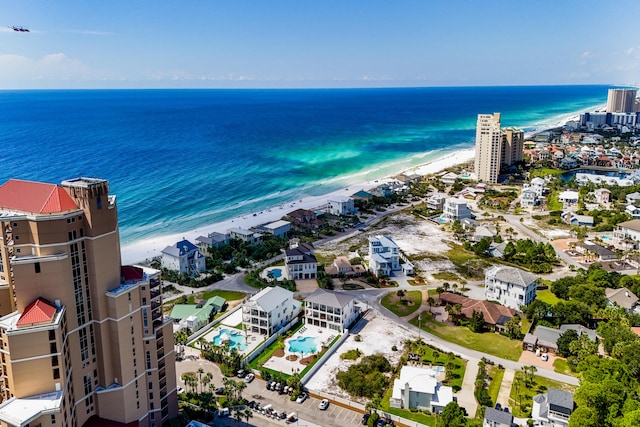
[606,88,637,113]
[0,178,177,427]
[474,113,524,184]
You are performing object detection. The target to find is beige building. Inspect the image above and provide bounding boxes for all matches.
[606,88,637,113]
[0,178,177,427]
[474,113,524,183]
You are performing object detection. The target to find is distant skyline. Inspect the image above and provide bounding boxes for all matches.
[1,0,640,89]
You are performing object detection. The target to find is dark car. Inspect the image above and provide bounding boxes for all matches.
[361,413,370,425]
[214,387,225,395]
[266,380,273,390]
[495,403,502,410]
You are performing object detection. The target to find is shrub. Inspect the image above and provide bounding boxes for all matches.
[391,345,398,351]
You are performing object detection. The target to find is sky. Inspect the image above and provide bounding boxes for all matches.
[1,0,640,89]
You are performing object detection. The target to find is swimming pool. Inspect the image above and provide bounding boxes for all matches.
[436,218,448,224]
[212,329,248,351]
[601,235,611,240]
[269,268,282,278]
[287,336,318,355]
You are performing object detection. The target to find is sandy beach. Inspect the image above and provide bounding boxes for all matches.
[120,147,476,264]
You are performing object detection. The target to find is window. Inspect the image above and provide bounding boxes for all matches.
[49,330,56,341]
[96,195,102,209]
[51,414,56,424]
[34,262,41,273]
[53,368,60,379]
[51,355,59,367]
[50,342,57,353]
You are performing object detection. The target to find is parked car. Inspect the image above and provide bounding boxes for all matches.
[296,392,308,403]
[495,403,502,410]
[541,353,549,362]
[319,399,330,410]
[244,373,255,383]
[177,386,185,394]
[266,380,273,390]
[214,387,225,395]
[361,413,370,425]
[237,369,246,378]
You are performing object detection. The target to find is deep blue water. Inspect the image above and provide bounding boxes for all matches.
[0,86,608,246]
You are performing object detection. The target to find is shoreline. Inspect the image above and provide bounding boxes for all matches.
[120,147,476,264]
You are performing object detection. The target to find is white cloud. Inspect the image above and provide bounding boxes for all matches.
[0,52,92,83]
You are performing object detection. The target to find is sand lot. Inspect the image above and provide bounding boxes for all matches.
[304,310,416,402]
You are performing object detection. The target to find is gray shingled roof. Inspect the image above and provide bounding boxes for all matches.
[249,286,294,313]
[548,388,574,414]
[605,287,639,310]
[491,266,538,287]
[484,407,513,425]
[305,288,355,309]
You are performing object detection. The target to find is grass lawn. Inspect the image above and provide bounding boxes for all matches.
[446,244,492,279]
[432,271,461,281]
[536,288,561,305]
[487,366,505,406]
[414,345,467,391]
[553,358,577,377]
[409,316,523,361]
[508,371,577,417]
[381,290,422,317]
[546,190,564,211]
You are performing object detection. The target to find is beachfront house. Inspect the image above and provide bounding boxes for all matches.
[390,365,453,414]
[195,232,229,254]
[262,220,292,238]
[284,241,318,280]
[304,288,359,332]
[242,286,301,336]
[426,193,447,210]
[593,188,611,204]
[532,388,575,427]
[442,197,473,222]
[327,195,356,216]
[440,171,458,186]
[228,228,263,245]
[484,265,537,311]
[368,235,401,277]
[160,239,206,276]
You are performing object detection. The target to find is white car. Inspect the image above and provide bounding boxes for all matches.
[177,386,185,394]
[244,373,255,383]
[319,399,329,410]
[296,392,308,403]
[541,353,548,362]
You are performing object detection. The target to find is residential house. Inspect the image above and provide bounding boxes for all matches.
[390,365,453,414]
[523,325,597,354]
[561,211,594,227]
[558,190,579,208]
[440,172,458,186]
[228,228,263,244]
[161,239,207,276]
[614,219,640,250]
[324,256,366,277]
[593,188,611,204]
[170,296,225,332]
[262,220,291,238]
[531,388,575,427]
[242,286,301,336]
[285,241,318,280]
[327,195,356,216]
[626,204,640,218]
[368,235,401,277]
[472,225,496,242]
[520,188,538,208]
[574,241,616,261]
[286,208,322,229]
[605,287,639,313]
[426,193,447,210]
[559,157,578,169]
[304,288,359,332]
[351,190,374,204]
[196,231,229,254]
[484,407,513,427]
[439,292,516,331]
[627,192,640,205]
[529,177,546,196]
[442,197,473,222]
[485,266,538,311]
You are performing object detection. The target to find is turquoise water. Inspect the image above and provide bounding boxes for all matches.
[212,329,248,351]
[436,218,448,223]
[287,336,318,354]
[0,86,609,249]
[269,268,282,278]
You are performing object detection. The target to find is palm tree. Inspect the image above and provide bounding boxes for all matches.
[243,408,253,425]
[202,372,213,392]
[432,350,440,364]
[197,367,205,393]
[233,408,243,426]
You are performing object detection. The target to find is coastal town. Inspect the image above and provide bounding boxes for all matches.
[2,86,640,427]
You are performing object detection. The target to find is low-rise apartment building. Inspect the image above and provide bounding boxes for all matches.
[304,289,358,332]
[485,266,537,310]
[242,287,301,336]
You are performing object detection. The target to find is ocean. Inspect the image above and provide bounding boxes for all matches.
[0,86,607,247]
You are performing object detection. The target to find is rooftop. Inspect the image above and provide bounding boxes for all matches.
[487,265,538,287]
[0,179,79,214]
[247,286,296,313]
[484,407,513,425]
[17,298,57,327]
[305,288,355,309]
[605,287,639,310]
[0,390,63,426]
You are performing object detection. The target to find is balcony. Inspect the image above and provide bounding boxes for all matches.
[150,290,161,299]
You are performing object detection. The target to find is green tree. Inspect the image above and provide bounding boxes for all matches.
[468,310,485,333]
[557,329,579,357]
[504,316,522,339]
[440,401,467,427]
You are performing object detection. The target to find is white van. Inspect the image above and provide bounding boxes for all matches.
[217,408,230,417]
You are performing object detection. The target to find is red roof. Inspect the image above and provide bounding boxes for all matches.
[0,179,78,214]
[121,266,144,282]
[17,298,57,326]
[439,292,516,325]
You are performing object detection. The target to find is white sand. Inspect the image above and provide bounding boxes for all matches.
[120,147,476,264]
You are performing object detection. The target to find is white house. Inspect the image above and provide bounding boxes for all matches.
[242,286,301,336]
[485,266,537,310]
[520,188,538,208]
[529,177,546,196]
[626,205,640,218]
[368,235,400,277]
[285,241,318,280]
[327,195,356,216]
[262,220,292,238]
[561,211,594,227]
[531,388,574,427]
[426,193,448,210]
[613,219,640,250]
[558,190,579,208]
[390,365,453,414]
[442,197,473,222]
[304,288,359,332]
[605,287,639,313]
[440,172,458,186]
[593,188,611,204]
[626,192,640,205]
[161,239,206,276]
[228,228,263,244]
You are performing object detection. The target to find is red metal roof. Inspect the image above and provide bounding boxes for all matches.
[121,266,144,282]
[17,298,57,326]
[0,179,78,214]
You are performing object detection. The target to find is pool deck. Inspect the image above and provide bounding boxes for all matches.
[261,265,288,281]
[200,321,264,356]
[263,324,340,374]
